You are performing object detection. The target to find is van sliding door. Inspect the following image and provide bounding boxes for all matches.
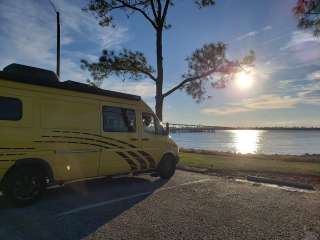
[99,104,142,175]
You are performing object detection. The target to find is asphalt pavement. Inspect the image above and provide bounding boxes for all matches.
[0,170,319,240]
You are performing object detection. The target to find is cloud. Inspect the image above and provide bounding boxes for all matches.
[54,0,128,49]
[298,84,320,105]
[61,36,73,45]
[0,1,56,68]
[0,0,127,81]
[262,25,272,31]
[202,106,249,115]
[235,25,272,41]
[276,71,320,101]
[301,90,320,98]
[102,80,155,97]
[261,33,291,46]
[202,95,299,115]
[276,30,320,64]
[242,95,299,109]
[307,70,320,80]
[236,31,258,41]
[281,30,320,50]
[0,0,154,103]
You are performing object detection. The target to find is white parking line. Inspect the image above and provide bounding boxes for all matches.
[235,179,315,193]
[56,178,212,217]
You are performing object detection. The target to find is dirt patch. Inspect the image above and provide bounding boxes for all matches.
[177,165,320,190]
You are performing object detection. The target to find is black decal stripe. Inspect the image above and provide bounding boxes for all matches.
[52,130,137,148]
[33,140,109,149]
[138,151,156,168]
[116,140,137,148]
[116,152,138,171]
[0,153,26,156]
[0,159,12,162]
[47,134,120,147]
[41,135,123,148]
[0,147,34,150]
[127,151,147,170]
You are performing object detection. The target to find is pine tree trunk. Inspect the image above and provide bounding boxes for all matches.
[155,28,164,121]
[155,91,163,121]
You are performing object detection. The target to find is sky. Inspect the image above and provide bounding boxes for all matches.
[0,0,320,127]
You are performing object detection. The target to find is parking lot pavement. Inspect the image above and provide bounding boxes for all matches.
[0,171,319,240]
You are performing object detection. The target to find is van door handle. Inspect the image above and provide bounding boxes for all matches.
[130,138,139,141]
[142,138,149,141]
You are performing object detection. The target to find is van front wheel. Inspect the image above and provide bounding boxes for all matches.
[157,155,176,179]
[3,166,46,206]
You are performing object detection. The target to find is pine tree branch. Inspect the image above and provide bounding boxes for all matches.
[156,0,162,19]
[150,0,158,19]
[141,70,157,81]
[116,0,158,29]
[162,68,218,98]
[161,0,170,23]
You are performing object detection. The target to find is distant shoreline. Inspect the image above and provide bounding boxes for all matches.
[171,127,320,131]
[211,127,320,131]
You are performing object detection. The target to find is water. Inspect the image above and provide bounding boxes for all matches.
[170,130,320,155]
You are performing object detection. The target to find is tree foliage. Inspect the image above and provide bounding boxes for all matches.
[163,43,255,101]
[81,49,155,86]
[293,0,320,36]
[82,0,254,120]
[84,0,214,28]
[83,43,255,100]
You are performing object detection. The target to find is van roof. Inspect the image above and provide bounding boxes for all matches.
[0,63,141,101]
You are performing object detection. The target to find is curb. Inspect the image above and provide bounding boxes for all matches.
[247,176,315,191]
[177,165,209,174]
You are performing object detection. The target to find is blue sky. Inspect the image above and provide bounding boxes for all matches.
[1,0,320,127]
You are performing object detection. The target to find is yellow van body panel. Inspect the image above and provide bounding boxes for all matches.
[0,76,179,184]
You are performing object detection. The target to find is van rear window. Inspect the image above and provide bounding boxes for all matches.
[103,106,136,132]
[0,96,22,121]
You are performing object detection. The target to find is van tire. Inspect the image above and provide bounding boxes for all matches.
[157,154,176,179]
[2,165,46,206]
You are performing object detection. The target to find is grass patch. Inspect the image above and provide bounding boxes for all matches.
[179,151,320,176]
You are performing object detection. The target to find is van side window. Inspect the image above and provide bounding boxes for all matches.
[0,96,22,121]
[103,106,136,132]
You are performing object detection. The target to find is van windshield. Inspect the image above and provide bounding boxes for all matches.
[142,112,165,135]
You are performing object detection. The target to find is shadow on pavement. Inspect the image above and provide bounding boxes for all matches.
[0,175,168,240]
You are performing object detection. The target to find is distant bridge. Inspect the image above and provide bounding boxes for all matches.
[166,123,320,133]
[167,123,216,133]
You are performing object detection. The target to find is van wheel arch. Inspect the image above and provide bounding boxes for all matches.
[3,158,54,186]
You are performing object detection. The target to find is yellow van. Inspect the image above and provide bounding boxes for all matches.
[0,64,179,205]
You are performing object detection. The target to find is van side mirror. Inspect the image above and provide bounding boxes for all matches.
[165,122,170,136]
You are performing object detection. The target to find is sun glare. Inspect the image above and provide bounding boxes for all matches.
[231,130,262,154]
[235,71,254,90]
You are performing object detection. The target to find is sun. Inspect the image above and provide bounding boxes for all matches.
[235,71,254,89]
